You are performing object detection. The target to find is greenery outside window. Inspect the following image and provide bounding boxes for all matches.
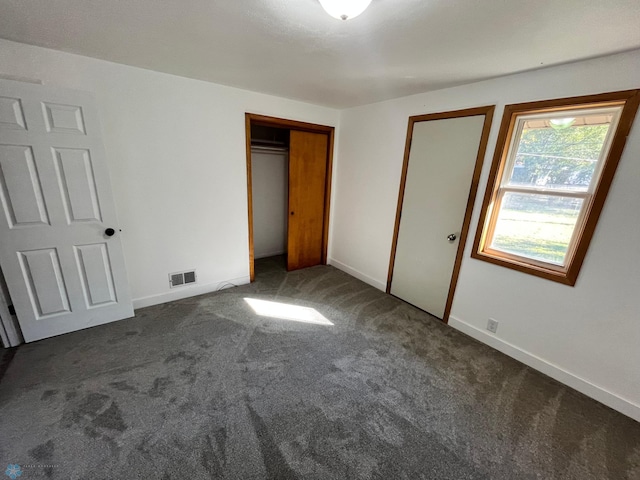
[472,90,640,285]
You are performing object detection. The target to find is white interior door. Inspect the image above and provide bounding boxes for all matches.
[390,115,486,319]
[0,80,133,342]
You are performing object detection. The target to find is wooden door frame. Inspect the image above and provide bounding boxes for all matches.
[245,113,335,281]
[0,267,22,347]
[386,106,495,323]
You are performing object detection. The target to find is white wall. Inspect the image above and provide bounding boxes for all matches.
[330,49,640,421]
[251,150,288,259]
[0,39,339,308]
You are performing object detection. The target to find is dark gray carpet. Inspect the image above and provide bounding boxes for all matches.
[0,255,639,479]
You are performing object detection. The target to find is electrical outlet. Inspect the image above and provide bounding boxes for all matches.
[487,318,499,333]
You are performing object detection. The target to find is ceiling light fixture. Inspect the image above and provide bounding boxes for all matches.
[319,0,372,20]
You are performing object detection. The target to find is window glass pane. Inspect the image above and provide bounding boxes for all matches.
[507,112,614,192]
[490,192,583,265]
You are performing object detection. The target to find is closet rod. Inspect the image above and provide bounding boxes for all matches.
[251,145,289,154]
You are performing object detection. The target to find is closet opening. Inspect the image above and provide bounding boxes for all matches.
[250,125,290,277]
[245,114,334,282]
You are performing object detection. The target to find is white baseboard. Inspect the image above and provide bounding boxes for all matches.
[448,315,640,423]
[327,258,386,291]
[132,275,251,310]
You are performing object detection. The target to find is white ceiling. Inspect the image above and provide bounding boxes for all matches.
[1,0,639,108]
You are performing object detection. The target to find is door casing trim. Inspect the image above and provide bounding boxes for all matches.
[386,106,495,323]
[245,113,335,281]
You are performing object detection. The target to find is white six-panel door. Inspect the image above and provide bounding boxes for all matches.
[0,80,133,342]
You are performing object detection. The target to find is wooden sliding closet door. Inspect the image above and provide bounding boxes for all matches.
[287,130,329,271]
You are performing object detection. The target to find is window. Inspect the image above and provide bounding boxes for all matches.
[472,90,640,285]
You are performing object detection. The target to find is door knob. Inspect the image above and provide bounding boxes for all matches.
[447,233,457,242]
[105,228,116,237]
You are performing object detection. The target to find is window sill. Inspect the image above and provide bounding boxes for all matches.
[470,250,578,286]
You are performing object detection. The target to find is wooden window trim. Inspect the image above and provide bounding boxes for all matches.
[471,90,640,285]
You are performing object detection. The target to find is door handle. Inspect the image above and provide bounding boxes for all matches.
[447,233,457,242]
[105,228,116,237]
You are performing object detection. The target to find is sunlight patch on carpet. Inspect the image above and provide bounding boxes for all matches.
[244,298,334,326]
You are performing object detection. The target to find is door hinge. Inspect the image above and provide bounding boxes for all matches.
[8,304,16,316]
